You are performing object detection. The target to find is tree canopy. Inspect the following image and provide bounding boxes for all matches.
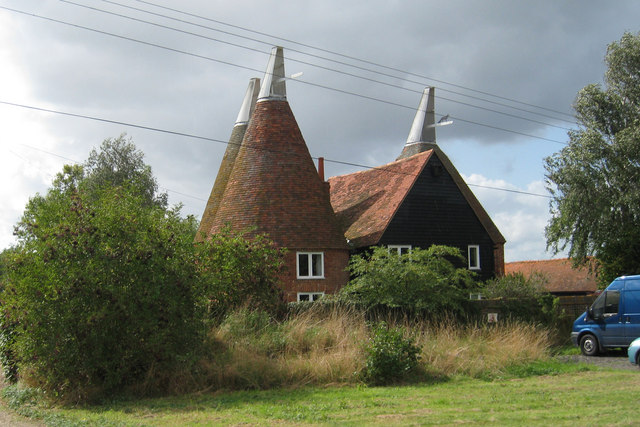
[545,31,640,284]
[82,134,167,207]
[1,136,284,400]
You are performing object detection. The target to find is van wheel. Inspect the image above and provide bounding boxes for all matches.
[580,334,599,356]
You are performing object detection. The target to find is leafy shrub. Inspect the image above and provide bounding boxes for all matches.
[482,272,548,300]
[338,245,477,317]
[195,228,286,321]
[481,273,559,326]
[3,183,205,401]
[0,138,288,401]
[361,322,421,385]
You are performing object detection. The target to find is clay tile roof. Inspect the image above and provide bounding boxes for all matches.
[328,151,432,247]
[196,78,260,241]
[505,258,598,294]
[209,99,348,250]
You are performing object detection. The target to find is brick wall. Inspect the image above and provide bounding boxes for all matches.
[493,243,505,277]
[279,249,350,302]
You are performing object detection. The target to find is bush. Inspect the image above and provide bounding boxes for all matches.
[360,322,421,386]
[0,138,288,401]
[481,273,559,326]
[338,245,477,317]
[195,228,286,321]
[3,183,205,401]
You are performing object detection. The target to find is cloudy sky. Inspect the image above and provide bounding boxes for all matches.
[1,0,638,262]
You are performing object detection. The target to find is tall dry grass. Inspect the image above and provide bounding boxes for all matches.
[194,307,551,391]
[414,319,551,378]
[199,306,367,390]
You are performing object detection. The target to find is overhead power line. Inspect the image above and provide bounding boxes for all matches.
[128,0,575,121]
[1,99,553,199]
[73,0,575,130]
[0,5,569,145]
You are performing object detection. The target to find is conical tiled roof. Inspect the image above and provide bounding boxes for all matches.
[196,78,260,241]
[209,47,347,250]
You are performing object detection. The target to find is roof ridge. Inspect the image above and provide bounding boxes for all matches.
[328,149,433,181]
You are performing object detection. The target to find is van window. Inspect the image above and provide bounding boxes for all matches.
[605,291,620,315]
[626,279,640,291]
[591,290,620,318]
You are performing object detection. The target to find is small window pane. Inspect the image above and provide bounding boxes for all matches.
[298,253,309,277]
[468,245,480,270]
[299,294,310,302]
[312,254,323,277]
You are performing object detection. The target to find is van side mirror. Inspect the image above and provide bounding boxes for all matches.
[589,306,603,321]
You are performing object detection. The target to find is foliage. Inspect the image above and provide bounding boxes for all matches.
[195,228,286,320]
[0,249,18,383]
[3,180,205,400]
[338,245,476,316]
[481,273,559,325]
[545,31,640,284]
[360,322,421,385]
[0,137,286,401]
[82,134,168,208]
[482,272,548,300]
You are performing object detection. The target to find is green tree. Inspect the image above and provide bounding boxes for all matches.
[482,273,558,325]
[1,137,286,400]
[83,134,167,208]
[545,32,640,285]
[4,177,204,399]
[338,245,476,316]
[194,228,286,320]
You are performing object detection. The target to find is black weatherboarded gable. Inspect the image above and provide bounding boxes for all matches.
[380,153,499,281]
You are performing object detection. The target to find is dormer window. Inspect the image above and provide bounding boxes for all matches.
[297,252,324,279]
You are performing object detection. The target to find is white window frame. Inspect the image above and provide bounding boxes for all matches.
[388,245,412,256]
[297,292,325,302]
[297,252,324,279]
[468,245,480,270]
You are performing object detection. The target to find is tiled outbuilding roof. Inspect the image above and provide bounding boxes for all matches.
[329,145,505,249]
[328,151,431,247]
[505,258,598,294]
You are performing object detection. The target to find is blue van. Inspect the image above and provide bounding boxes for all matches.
[571,275,640,356]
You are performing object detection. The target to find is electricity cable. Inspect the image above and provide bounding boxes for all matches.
[78,0,575,128]
[0,5,569,145]
[1,99,553,199]
[128,0,575,120]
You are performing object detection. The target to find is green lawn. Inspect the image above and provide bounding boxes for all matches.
[5,367,639,426]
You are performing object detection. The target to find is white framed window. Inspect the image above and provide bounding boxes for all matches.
[388,245,412,256]
[297,252,324,279]
[468,245,480,270]
[297,292,325,302]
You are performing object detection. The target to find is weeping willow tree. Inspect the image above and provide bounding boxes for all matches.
[545,32,640,285]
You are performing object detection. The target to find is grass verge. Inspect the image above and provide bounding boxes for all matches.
[6,367,637,426]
